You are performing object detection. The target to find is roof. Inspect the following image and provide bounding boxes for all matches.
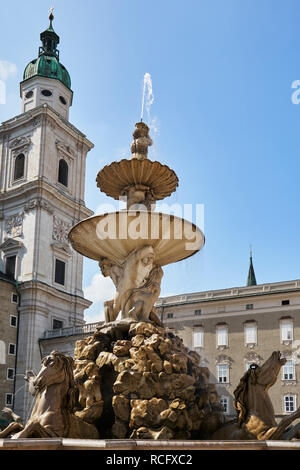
[22,14,71,90]
[23,55,71,90]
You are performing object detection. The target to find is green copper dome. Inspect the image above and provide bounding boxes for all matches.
[23,13,71,90]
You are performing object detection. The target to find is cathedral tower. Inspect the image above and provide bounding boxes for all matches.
[0,13,94,419]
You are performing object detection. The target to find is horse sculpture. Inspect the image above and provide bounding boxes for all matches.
[212,351,300,440]
[0,350,99,439]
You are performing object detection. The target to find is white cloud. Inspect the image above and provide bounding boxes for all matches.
[84,272,115,304]
[0,60,17,81]
[83,272,115,323]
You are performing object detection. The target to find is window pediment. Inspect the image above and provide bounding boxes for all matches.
[50,241,72,257]
[244,351,264,364]
[215,354,233,365]
[9,136,31,151]
[55,140,75,160]
[0,238,23,252]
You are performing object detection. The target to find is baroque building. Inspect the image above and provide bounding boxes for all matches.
[156,256,300,421]
[0,14,93,421]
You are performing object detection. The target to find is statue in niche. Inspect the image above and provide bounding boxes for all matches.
[99,245,163,325]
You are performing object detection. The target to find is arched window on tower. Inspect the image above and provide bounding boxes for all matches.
[58,159,68,187]
[14,153,25,181]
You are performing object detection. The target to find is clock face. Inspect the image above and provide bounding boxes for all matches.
[6,215,23,238]
[53,217,71,243]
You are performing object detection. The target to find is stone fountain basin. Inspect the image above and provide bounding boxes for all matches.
[96,158,179,201]
[68,211,205,266]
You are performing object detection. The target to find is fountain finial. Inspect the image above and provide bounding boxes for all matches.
[130,121,153,160]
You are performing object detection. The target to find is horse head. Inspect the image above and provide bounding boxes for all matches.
[255,350,286,390]
[234,351,286,426]
[33,350,76,410]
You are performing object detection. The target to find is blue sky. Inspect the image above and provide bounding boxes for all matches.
[1,0,300,322]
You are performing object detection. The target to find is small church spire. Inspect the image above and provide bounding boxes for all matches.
[247,245,257,286]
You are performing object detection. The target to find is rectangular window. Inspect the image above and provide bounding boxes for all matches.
[218,364,229,383]
[244,323,257,345]
[11,293,18,304]
[55,259,66,286]
[194,309,202,315]
[216,326,228,347]
[282,300,290,306]
[281,320,293,341]
[7,368,14,380]
[220,396,229,414]
[167,313,173,319]
[193,329,204,348]
[284,395,296,413]
[10,315,17,328]
[8,344,16,356]
[5,394,13,406]
[282,361,295,380]
[246,304,254,310]
[6,256,16,279]
[53,319,63,330]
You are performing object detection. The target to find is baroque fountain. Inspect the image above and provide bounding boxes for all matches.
[1,122,300,446]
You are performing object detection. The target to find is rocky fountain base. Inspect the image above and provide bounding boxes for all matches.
[73,319,224,440]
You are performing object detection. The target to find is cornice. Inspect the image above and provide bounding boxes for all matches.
[156,282,300,308]
[0,179,93,218]
[18,279,92,308]
[0,104,94,152]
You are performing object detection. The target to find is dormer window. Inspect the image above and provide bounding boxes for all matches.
[58,159,68,187]
[14,154,25,181]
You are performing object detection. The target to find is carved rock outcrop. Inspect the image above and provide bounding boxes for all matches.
[72,320,225,439]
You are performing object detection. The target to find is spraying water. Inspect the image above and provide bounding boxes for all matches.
[141,73,154,122]
[140,73,159,158]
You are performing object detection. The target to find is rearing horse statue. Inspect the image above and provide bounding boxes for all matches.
[212,351,300,440]
[0,350,99,439]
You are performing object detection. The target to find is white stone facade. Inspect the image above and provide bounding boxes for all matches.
[0,77,94,420]
[20,76,73,120]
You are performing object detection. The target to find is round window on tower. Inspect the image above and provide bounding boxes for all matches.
[59,96,67,105]
[25,90,33,99]
[41,89,52,97]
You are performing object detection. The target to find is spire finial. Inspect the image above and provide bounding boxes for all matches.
[48,6,55,26]
[249,243,253,258]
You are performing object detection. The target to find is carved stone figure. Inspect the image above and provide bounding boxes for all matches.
[130,121,153,160]
[99,245,163,325]
[211,351,300,440]
[0,350,99,439]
